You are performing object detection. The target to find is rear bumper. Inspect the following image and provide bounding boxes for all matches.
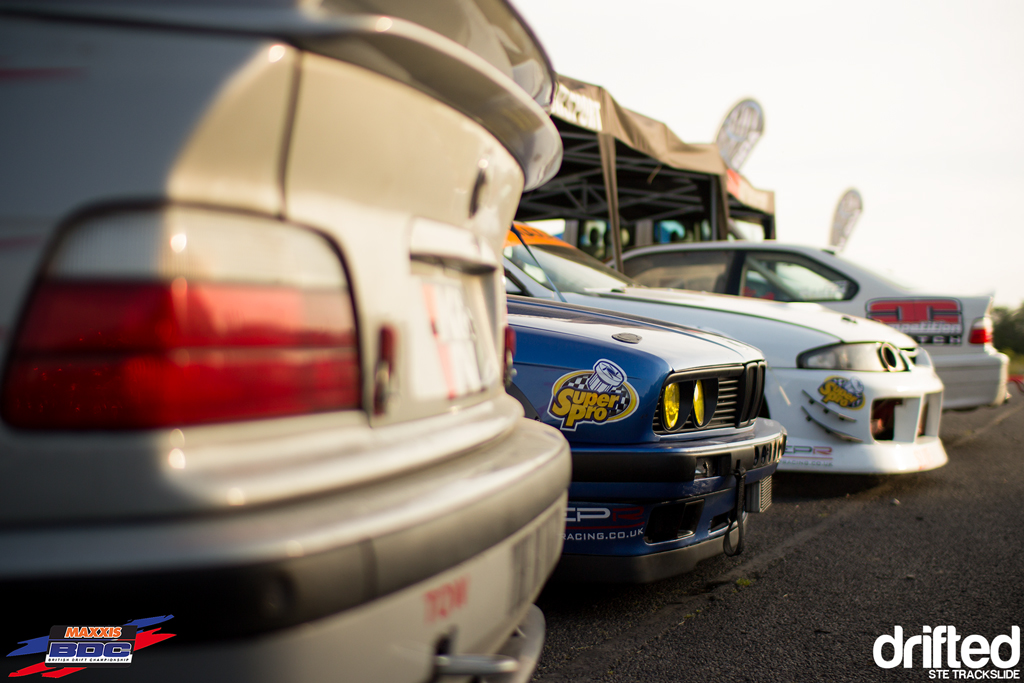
[0,418,570,679]
[15,501,564,683]
[932,350,1009,409]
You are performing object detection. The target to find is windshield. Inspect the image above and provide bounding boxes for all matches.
[504,243,637,293]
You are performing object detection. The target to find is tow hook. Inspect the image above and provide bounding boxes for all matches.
[723,463,747,557]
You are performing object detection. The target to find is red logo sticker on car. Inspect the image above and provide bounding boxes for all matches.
[424,576,470,623]
[866,298,963,344]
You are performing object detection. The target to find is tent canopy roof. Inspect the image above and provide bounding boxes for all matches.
[518,75,774,230]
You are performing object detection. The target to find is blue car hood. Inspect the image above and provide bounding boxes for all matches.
[508,297,762,370]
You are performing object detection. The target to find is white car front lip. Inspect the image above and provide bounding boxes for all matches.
[777,437,947,474]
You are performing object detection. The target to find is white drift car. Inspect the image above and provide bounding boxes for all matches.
[505,225,947,474]
[620,241,1009,411]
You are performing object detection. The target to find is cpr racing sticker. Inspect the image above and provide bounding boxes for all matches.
[866,298,963,344]
[782,445,834,468]
[547,359,638,431]
[564,505,645,542]
[818,376,865,409]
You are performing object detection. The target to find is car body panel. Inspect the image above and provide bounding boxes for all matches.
[622,241,1009,409]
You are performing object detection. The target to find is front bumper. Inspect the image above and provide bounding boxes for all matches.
[769,366,948,474]
[781,436,947,474]
[556,418,785,582]
[557,516,746,583]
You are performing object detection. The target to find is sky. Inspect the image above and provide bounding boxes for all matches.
[511,0,1024,308]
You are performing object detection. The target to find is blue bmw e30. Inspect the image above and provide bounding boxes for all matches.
[507,296,787,583]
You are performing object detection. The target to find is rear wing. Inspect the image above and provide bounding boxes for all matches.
[0,0,562,190]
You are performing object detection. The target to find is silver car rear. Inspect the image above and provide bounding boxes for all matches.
[0,2,569,680]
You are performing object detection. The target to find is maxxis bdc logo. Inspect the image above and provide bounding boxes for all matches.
[45,626,136,667]
[547,359,638,431]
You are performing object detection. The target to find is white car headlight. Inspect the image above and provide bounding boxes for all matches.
[797,342,908,372]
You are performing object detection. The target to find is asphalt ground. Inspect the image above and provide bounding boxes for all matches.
[534,399,1024,682]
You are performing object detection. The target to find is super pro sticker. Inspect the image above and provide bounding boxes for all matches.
[818,376,865,409]
[547,359,638,431]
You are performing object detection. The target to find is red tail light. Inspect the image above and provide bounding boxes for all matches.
[969,317,993,345]
[2,208,361,429]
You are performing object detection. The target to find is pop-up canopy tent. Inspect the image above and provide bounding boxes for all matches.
[515,75,774,269]
[726,168,774,231]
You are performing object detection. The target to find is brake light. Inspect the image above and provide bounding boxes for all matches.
[969,317,993,345]
[2,208,360,429]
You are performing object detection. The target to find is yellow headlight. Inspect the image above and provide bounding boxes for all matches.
[693,380,705,426]
[663,382,680,430]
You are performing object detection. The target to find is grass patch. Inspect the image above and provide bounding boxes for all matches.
[735,577,753,588]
